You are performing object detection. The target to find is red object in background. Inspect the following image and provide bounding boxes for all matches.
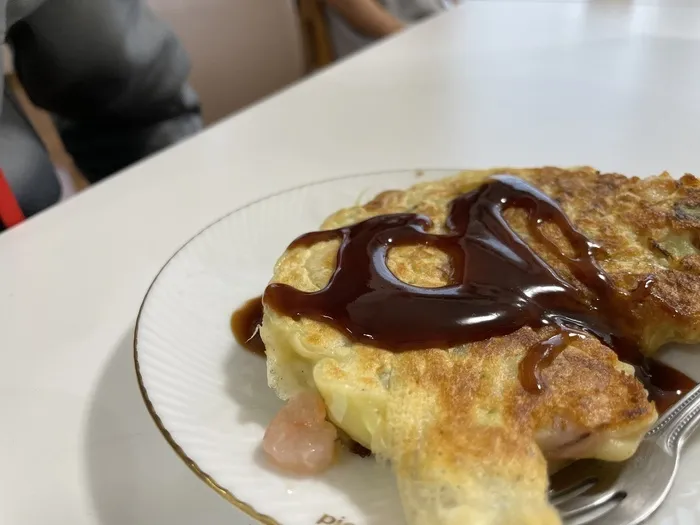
[0,168,25,228]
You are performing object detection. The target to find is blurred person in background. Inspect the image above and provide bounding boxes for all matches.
[0,0,202,223]
[324,0,455,59]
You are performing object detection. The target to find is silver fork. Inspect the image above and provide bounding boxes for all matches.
[549,383,700,524]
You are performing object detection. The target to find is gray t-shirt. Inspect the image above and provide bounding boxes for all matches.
[327,0,451,59]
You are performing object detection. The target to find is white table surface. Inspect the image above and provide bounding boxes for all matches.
[4,1,700,524]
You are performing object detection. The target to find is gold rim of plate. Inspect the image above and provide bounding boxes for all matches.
[133,343,279,524]
[133,240,279,524]
[132,169,445,525]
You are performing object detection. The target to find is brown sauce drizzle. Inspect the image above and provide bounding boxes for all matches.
[231,296,266,356]
[640,359,696,413]
[231,296,373,457]
[260,174,695,411]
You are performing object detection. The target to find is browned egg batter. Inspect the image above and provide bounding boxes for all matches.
[232,175,695,412]
[263,175,695,411]
[233,175,696,415]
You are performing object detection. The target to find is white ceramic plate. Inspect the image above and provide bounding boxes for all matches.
[135,170,700,525]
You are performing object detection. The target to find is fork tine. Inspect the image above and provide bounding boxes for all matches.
[584,493,648,525]
[549,479,595,504]
[549,459,619,499]
[555,489,623,518]
[549,458,624,499]
[549,459,601,495]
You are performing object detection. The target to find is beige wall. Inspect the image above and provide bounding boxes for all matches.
[149,0,306,125]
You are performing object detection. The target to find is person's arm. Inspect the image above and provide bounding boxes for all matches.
[324,0,404,38]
